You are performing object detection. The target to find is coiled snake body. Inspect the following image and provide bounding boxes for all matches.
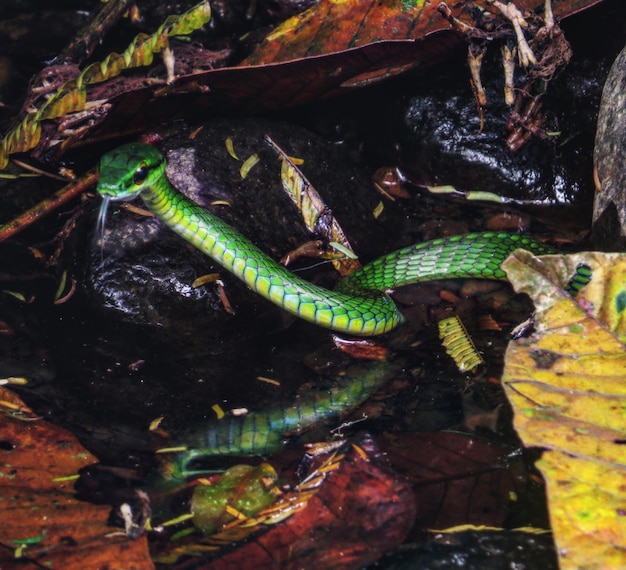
[96,142,555,336]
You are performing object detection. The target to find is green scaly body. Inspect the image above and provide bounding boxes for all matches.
[97,142,556,336]
[165,361,396,480]
[97,142,556,469]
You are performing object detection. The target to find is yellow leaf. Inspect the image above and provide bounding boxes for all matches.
[265,135,360,276]
[502,250,626,570]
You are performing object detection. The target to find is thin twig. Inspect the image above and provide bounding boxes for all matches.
[0,170,97,242]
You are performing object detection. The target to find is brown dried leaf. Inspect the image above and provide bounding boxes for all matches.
[243,0,604,66]
[0,387,153,569]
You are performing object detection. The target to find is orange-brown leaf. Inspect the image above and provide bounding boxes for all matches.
[243,0,604,66]
[0,387,153,569]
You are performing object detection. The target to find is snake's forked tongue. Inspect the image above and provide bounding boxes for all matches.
[95,195,110,260]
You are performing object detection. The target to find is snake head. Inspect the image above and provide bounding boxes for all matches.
[95,142,166,244]
[96,142,166,201]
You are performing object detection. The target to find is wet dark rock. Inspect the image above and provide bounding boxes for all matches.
[593,42,626,248]
[356,48,595,207]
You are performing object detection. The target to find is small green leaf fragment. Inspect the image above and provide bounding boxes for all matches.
[427,185,458,194]
[329,242,358,260]
[464,191,504,203]
[2,290,27,302]
[161,513,195,527]
[191,463,278,535]
[0,377,28,385]
[51,474,80,483]
[54,270,68,302]
[12,533,46,545]
[225,137,238,160]
[240,153,260,179]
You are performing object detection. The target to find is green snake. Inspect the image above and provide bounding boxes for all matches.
[96,142,556,336]
[161,360,400,481]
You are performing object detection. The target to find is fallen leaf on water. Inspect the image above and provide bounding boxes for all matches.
[502,250,626,569]
[0,387,153,569]
[164,433,415,569]
[383,431,533,531]
[191,463,279,536]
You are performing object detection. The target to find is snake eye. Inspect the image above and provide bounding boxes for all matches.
[133,163,149,185]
